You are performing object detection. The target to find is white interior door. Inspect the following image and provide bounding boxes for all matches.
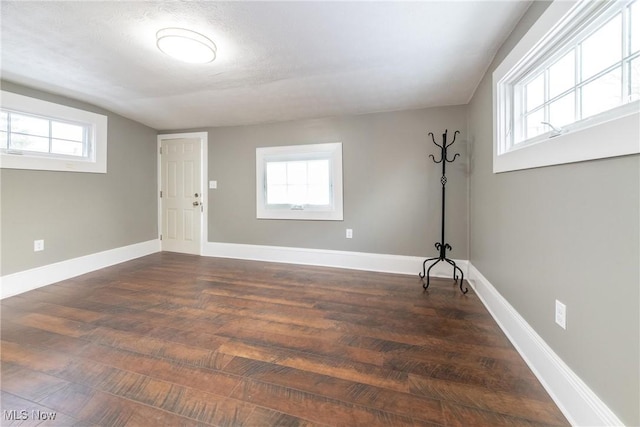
[161,137,202,254]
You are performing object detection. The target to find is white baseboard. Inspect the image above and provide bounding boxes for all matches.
[467,263,623,427]
[203,241,468,278]
[0,239,161,299]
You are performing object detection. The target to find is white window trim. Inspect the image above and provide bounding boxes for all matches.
[256,142,343,221]
[0,90,108,173]
[493,0,640,173]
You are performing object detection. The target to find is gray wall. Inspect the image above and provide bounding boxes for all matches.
[467,2,640,425]
[170,106,469,258]
[1,81,158,275]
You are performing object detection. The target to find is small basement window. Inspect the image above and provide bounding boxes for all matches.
[256,142,343,221]
[0,91,108,173]
[493,0,640,172]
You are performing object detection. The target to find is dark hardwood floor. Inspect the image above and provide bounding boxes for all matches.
[1,252,568,426]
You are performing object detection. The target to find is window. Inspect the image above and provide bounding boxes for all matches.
[1,111,89,158]
[0,91,108,173]
[256,143,343,220]
[493,0,640,173]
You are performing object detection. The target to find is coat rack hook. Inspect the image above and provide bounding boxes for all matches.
[445,152,460,163]
[429,132,442,148]
[429,154,443,163]
[445,130,460,148]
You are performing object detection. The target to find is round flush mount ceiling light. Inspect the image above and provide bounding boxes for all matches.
[156,28,217,64]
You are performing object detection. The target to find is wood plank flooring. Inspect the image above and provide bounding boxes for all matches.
[0,252,568,426]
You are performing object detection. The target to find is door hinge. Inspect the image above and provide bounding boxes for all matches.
[160,234,163,241]
[160,190,163,198]
[159,146,162,154]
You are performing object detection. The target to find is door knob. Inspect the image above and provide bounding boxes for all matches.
[193,201,200,206]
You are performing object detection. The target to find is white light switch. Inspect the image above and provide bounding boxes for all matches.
[555,300,566,330]
[346,229,353,239]
[209,180,217,189]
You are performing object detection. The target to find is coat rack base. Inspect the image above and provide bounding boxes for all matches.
[419,250,467,294]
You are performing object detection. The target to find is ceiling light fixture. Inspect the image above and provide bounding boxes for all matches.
[156,28,216,64]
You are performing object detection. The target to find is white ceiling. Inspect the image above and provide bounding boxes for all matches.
[1,1,530,130]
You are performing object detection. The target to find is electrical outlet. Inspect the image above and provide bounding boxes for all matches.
[209,180,217,189]
[555,300,566,329]
[34,239,44,252]
[346,229,353,239]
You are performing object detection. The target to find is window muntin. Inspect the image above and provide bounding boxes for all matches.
[509,0,640,148]
[1,110,89,158]
[256,143,343,221]
[632,0,640,52]
[631,56,640,98]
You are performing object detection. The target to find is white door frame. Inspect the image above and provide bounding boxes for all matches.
[157,132,208,255]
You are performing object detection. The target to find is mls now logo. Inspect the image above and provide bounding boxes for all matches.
[3,409,57,421]
[3,410,28,421]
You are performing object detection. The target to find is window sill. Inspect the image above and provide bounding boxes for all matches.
[493,109,639,173]
[0,151,107,173]
[258,208,343,221]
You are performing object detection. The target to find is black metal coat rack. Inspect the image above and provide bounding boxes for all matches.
[419,129,468,294]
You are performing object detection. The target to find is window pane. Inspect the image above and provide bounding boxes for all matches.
[631,1,640,54]
[0,111,8,132]
[266,184,287,204]
[630,56,640,101]
[11,113,50,137]
[549,50,575,99]
[549,92,575,128]
[526,73,545,111]
[9,133,49,153]
[288,184,307,205]
[307,159,329,185]
[52,121,84,142]
[287,161,307,185]
[266,162,287,185]
[524,108,545,140]
[582,67,622,118]
[307,184,330,205]
[0,131,7,150]
[581,14,622,81]
[52,139,83,156]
